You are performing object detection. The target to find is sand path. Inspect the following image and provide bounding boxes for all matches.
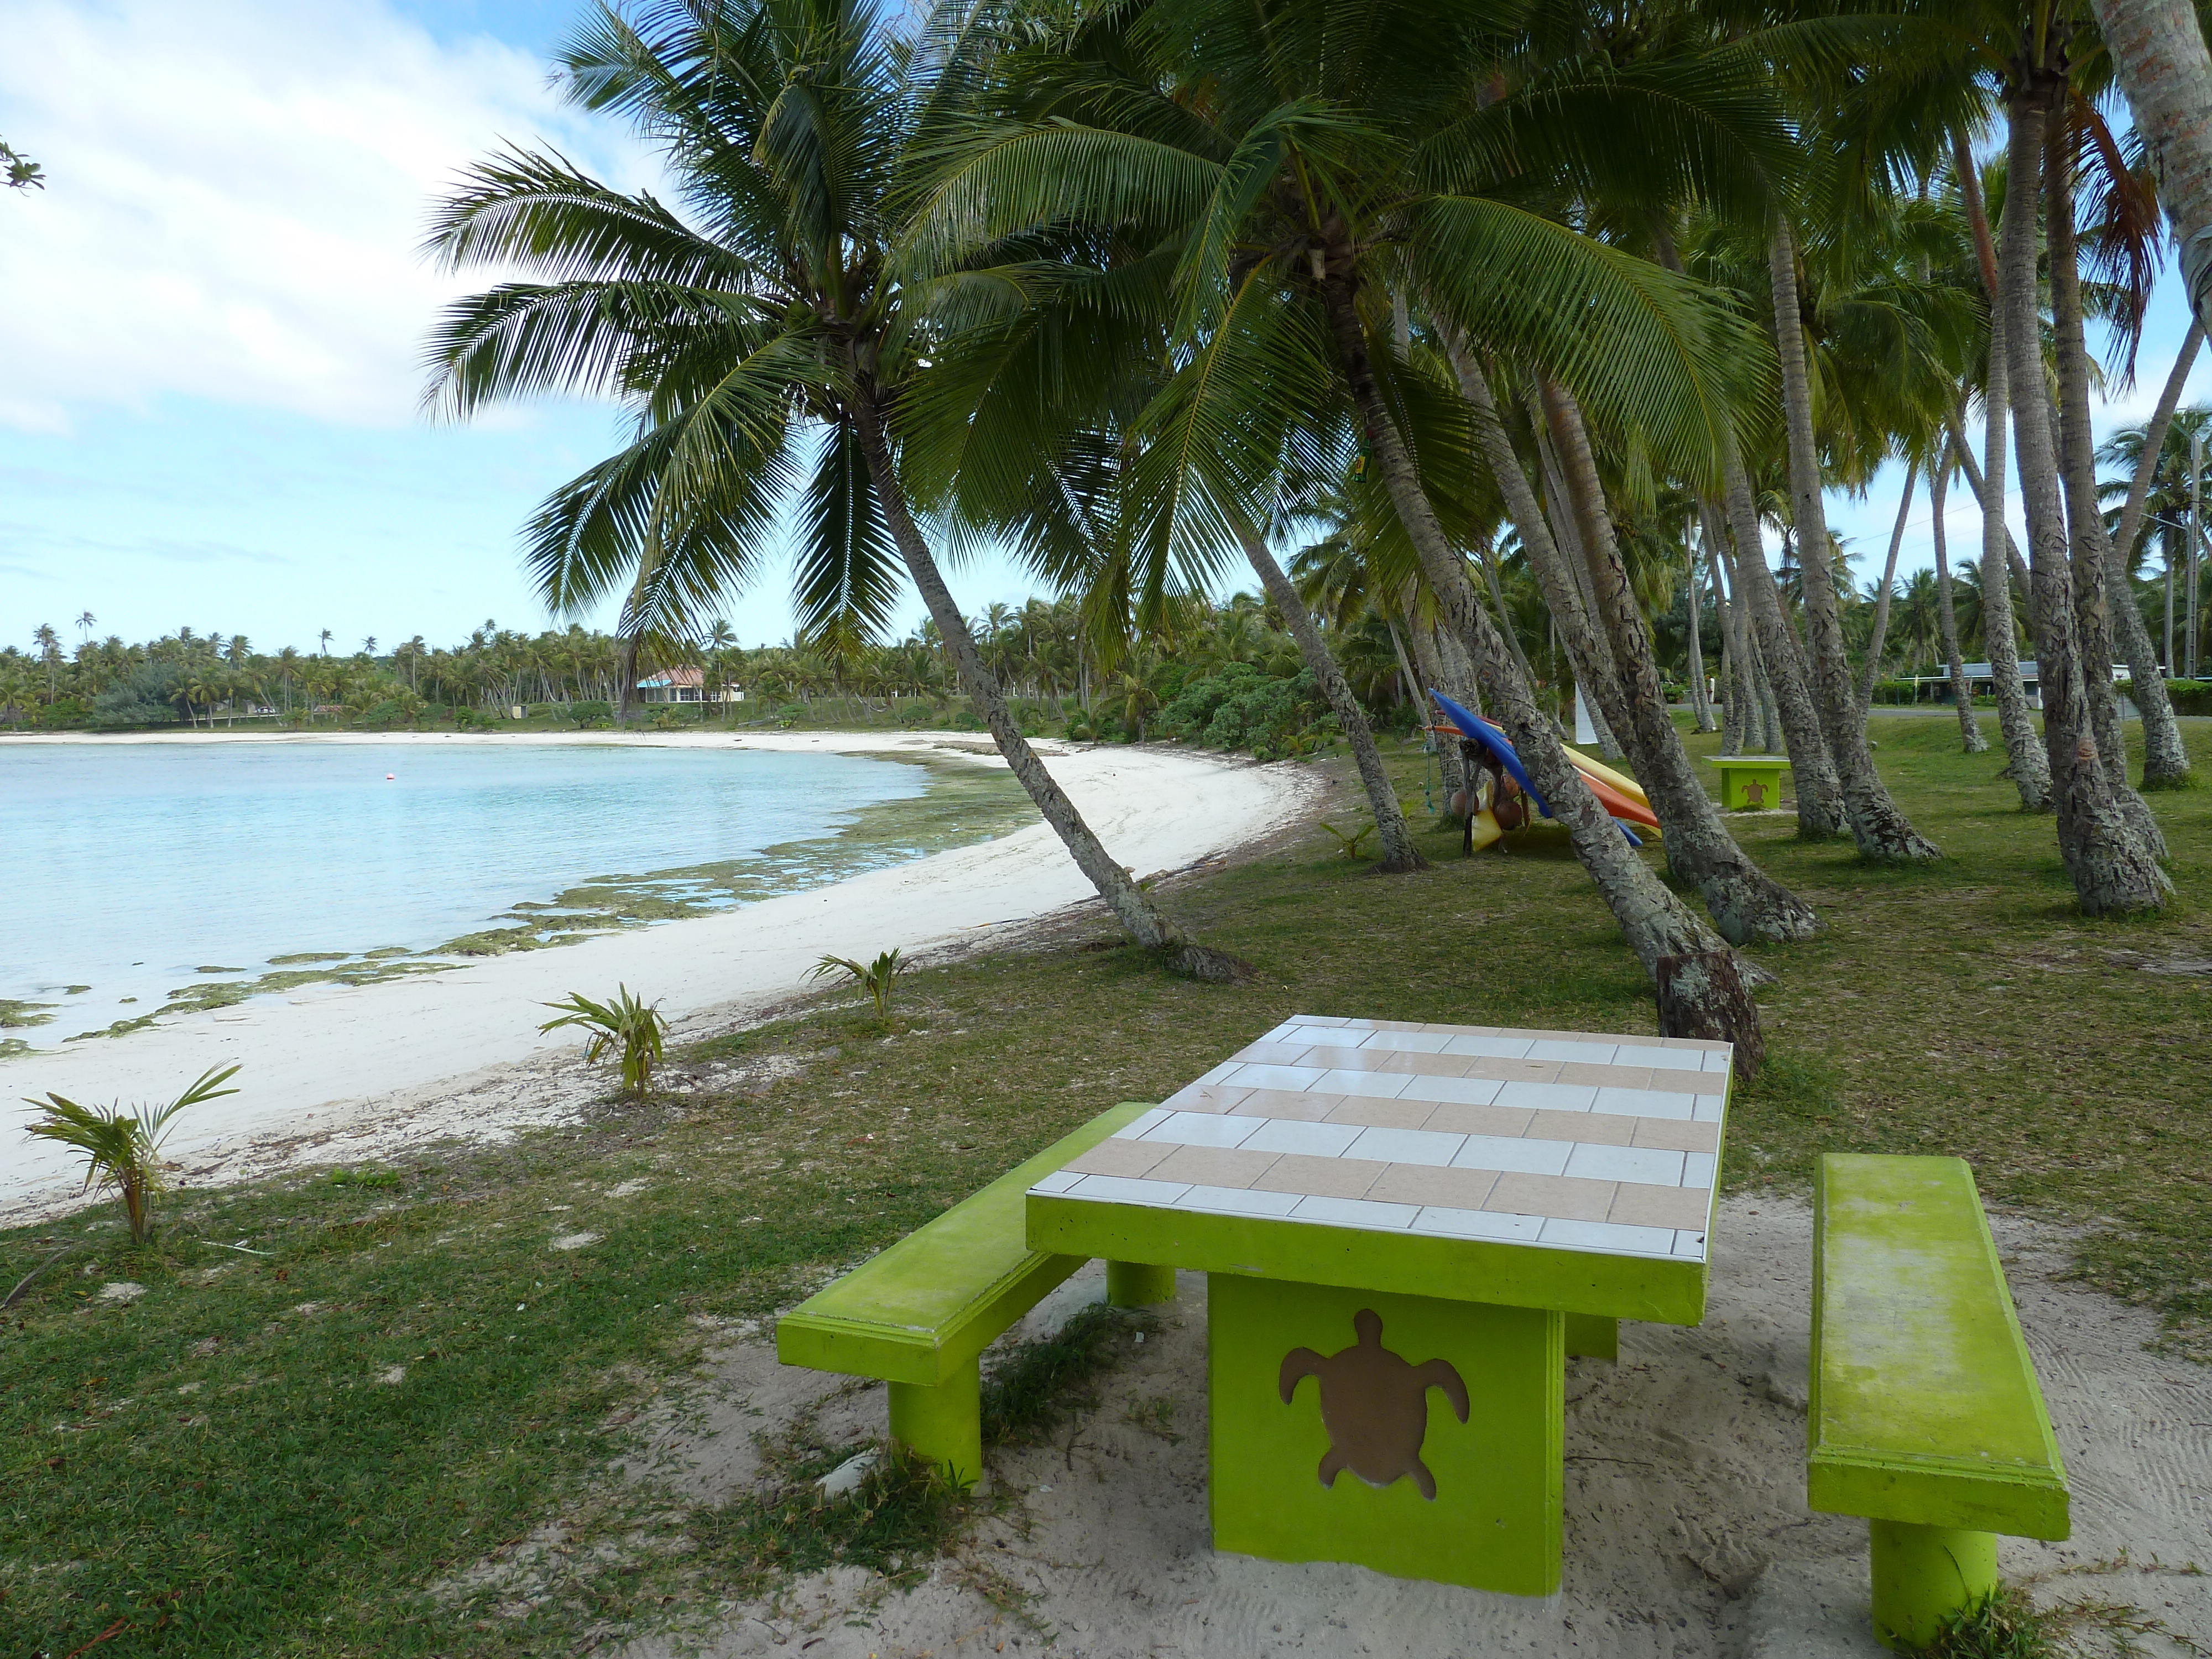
[1,731,1318,1221]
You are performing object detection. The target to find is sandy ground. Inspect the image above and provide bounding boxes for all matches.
[1,731,1319,1223]
[598,1196,2211,1659]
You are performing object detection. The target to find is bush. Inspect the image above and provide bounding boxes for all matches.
[92,662,191,727]
[1155,662,1328,759]
[566,700,612,727]
[1870,679,1919,705]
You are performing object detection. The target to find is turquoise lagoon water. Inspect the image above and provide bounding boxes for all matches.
[0,740,941,1050]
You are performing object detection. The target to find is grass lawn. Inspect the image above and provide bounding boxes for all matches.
[4,713,2207,1656]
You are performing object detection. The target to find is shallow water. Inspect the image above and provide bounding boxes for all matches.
[0,740,956,1048]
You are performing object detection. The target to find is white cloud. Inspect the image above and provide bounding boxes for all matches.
[0,0,655,433]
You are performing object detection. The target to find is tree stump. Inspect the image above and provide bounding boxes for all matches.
[1655,951,1763,1081]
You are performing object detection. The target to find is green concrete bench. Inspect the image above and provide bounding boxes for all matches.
[1705,754,1791,810]
[775,1100,1173,1489]
[1811,1154,2069,1649]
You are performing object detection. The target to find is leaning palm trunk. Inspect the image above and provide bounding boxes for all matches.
[1684,538,1717,732]
[2043,107,2167,852]
[2091,0,2212,340]
[1239,528,1427,871]
[1322,279,1746,1026]
[1401,604,1469,811]
[1718,437,1850,837]
[849,388,1245,974]
[1767,223,1940,861]
[2002,91,2168,913]
[1945,410,2040,633]
[1931,458,1989,753]
[1701,500,1750,754]
[1961,342,2052,807]
[1541,378,1819,943]
[1854,460,1919,717]
[2103,321,2201,787]
[1530,411,1629,761]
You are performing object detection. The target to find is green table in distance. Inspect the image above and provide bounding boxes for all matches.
[1707,754,1792,810]
[1026,1016,1731,1595]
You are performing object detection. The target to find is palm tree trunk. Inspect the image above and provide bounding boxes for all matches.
[1702,500,1749,754]
[1931,457,1990,753]
[1958,346,2052,805]
[848,387,1243,975]
[2001,91,2168,912]
[1541,376,1819,943]
[1529,406,1629,762]
[1718,435,1849,835]
[1399,602,1468,811]
[1767,222,1941,860]
[1321,274,1751,1030]
[1944,410,2041,632]
[2044,106,2168,855]
[1855,459,1919,716]
[2103,321,2200,786]
[1684,538,1717,732]
[2090,0,2212,340]
[1238,528,1427,872]
[613,635,641,728]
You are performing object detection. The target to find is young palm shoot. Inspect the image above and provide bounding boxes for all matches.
[539,986,667,1099]
[24,1064,241,1245]
[810,949,905,1022]
[1317,821,1379,860]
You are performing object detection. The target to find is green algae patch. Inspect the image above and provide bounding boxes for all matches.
[0,998,56,1029]
[194,964,247,974]
[0,1037,30,1059]
[67,1014,159,1041]
[268,951,349,965]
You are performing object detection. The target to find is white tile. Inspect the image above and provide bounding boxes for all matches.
[1030,1170,1082,1195]
[1563,1144,1686,1186]
[1290,1194,1419,1230]
[1275,1025,1342,1048]
[1537,1217,1677,1256]
[1296,1014,1352,1028]
[1110,1107,1173,1140]
[1176,1184,1305,1218]
[1068,1174,1190,1207]
[1241,1119,1363,1158]
[1159,1083,1251,1115]
[1440,1034,1534,1059]
[1701,1051,1734,1073]
[1594,1087,1697,1120]
[1259,1020,1305,1044]
[1314,1068,1412,1100]
[1358,1027,1454,1053]
[1344,1126,1468,1167]
[1495,1081,1599,1112]
[1527,1039,1616,1063]
[1139,1112,1267,1149]
[1613,1044,1683,1070]
[1411,1206,1545,1243]
[1682,1152,1717,1189]
[1397,1073,1505,1106]
[1230,1063,1328,1092]
[1451,1135,1572,1176]
[1193,1061,1243,1087]
[1691,1095,1726,1123]
[1672,1229,1709,1259]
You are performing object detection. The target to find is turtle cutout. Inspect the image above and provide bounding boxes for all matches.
[1279,1309,1470,1500]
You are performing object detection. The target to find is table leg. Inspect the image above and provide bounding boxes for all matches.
[1107,1260,1177,1306]
[888,1358,982,1490]
[1868,1519,1999,1650]
[1564,1313,1618,1361]
[1207,1272,1563,1595]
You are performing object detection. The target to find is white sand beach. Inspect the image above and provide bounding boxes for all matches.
[1,731,1319,1222]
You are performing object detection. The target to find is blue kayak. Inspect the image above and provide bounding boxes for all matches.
[1430,690,1642,846]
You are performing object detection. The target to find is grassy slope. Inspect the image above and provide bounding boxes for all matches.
[3,713,2206,1655]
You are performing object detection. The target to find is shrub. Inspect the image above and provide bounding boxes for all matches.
[1156,663,1328,758]
[1870,679,1920,705]
[538,985,667,1098]
[23,1066,241,1244]
[808,948,906,1021]
[566,700,612,727]
[92,662,191,727]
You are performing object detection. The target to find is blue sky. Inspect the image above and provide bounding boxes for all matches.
[1,1,2203,660]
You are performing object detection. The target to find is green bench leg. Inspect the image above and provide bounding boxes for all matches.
[1868,1518,2000,1650]
[888,1358,982,1491]
[1564,1313,1618,1361]
[1107,1260,1177,1306]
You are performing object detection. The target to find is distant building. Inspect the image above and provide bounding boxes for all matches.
[638,666,744,705]
[1910,661,2126,710]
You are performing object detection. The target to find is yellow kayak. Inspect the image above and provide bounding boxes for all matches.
[1559,744,1652,809]
[1467,808,1503,852]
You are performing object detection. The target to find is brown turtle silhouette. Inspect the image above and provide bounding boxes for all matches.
[1279,1309,1470,1500]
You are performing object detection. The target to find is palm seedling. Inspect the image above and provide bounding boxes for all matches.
[809,949,905,1022]
[539,985,667,1098]
[24,1064,241,1245]
[1317,821,1378,860]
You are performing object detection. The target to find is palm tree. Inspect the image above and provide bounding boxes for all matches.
[2091,0,2212,341]
[424,0,1238,977]
[74,611,95,645]
[317,628,333,657]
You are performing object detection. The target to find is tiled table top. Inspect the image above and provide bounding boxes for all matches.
[1030,1016,1729,1265]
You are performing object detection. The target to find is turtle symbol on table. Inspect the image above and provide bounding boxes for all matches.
[1740,779,1769,806]
[1278,1309,1470,1500]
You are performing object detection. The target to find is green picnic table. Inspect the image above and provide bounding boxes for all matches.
[1025,1015,1731,1595]
[1706,754,1792,810]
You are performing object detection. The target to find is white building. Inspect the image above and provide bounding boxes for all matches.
[638,666,744,705]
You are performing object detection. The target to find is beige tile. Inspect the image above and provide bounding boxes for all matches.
[1528,1108,1637,1146]
[1234,1040,1316,1065]
[1484,1172,1617,1223]
[1239,1088,1343,1121]
[1630,1118,1721,1154]
[1295,1045,1376,1069]
[1065,1139,1172,1178]
[1252,1154,1389,1201]
[1556,1062,1656,1089]
[1366,1164,1498,1210]
[1162,1084,1253,1115]
[1423,1102,1536,1138]
[1148,1145,1280,1190]
[1322,1097,1439,1130]
[1458,1058,1565,1086]
[1366,1019,1429,1032]
[1371,1051,1476,1078]
[1608,1183,1713,1230]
